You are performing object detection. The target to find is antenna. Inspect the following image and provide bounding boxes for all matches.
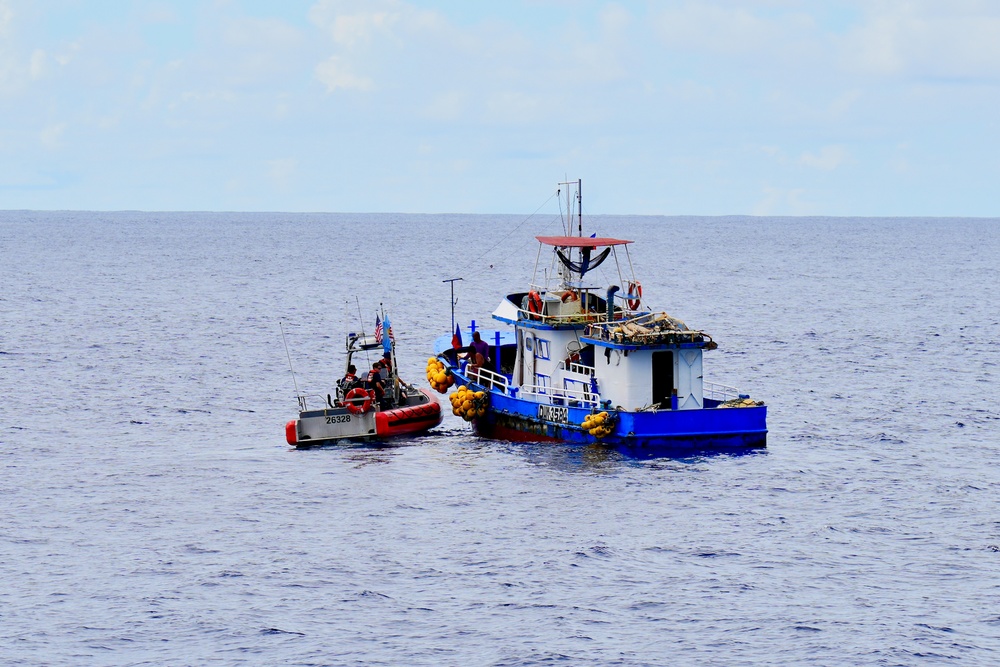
[279,321,303,410]
[577,178,582,237]
[443,278,463,333]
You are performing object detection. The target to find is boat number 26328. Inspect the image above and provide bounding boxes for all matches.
[326,414,351,424]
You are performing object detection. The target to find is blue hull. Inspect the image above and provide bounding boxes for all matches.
[451,369,767,454]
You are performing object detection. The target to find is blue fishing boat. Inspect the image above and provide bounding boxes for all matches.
[430,180,766,454]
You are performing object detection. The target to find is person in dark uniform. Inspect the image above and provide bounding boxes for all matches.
[366,361,387,408]
[340,364,358,390]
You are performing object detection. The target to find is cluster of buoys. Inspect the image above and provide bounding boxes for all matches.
[449,385,488,421]
[581,411,613,438]
[722,398,764,408]
[426,357,454,393]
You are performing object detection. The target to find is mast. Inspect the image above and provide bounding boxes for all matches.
[577,178,582,238]
[557,179,585,285]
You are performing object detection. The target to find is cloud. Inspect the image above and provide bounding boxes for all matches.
[483,91,546,124]
[29,49,46,79]
[308,1,403,47]
[839,1,1000,80]
[0,0,11,36]
[268,157,297,191]
[753,186,811,216]
[315,55,373,92]
[140,3,178,24]
[40,122,67,149]
[422,91,467,121]
[647,1,1000,85]
[308,0,437,93]
[800,145,849,170]
[650,3,820,62]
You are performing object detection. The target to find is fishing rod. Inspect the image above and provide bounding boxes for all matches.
[279,320,303,411]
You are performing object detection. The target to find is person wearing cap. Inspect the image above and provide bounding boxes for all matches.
[366,361,387,408]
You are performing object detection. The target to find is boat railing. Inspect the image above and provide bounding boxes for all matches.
[467,365,510,393]
[703,381,741,402]
[515,304,610,326]
[518,383,599,408]
[295,393,329,412]
[583,311,711,347]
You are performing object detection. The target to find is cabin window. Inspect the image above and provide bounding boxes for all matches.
[535,339,550,360]
[536,374,550,393]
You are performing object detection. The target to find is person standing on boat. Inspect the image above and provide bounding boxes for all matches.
[340,364,358,390]
[366,361,387,408]
[470,331,490,365]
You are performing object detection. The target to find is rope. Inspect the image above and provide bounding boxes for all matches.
[455,191,559,276]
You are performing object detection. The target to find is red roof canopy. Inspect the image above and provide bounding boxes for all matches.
[536,235,633,247]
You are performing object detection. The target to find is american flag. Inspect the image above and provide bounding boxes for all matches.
[374,315,383,344]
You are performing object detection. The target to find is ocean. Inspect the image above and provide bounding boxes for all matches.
[1,211,998,665]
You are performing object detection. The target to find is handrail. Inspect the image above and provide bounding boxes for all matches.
[518,383,599,407]
[516,304,610,325]
[467,365,509,392]
[583,311,711,347]
[703,381,741,402]
[294,393,329,412]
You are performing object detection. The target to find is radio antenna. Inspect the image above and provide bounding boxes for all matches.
[279,320,301,403]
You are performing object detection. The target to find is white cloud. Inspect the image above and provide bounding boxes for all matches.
[839,1,1000,79]
[753,186,811,216]
[40,122,67,149]
[314,55,373,92]
[29,49,46,79]
[484,91,545,124]
[423,91,467,121]
[651,3,819,61]
[309,0,456,92]
[828,89,862,118]
[308,1,403,46]
[140,3,177,25]
[800,145,849,170]
[0,0,11,36]
[268,157,297,191]
[647,1,1000,84]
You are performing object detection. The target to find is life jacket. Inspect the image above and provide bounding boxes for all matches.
[367,370,384,396]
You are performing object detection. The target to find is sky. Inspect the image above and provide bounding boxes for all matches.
[1,0,998,215]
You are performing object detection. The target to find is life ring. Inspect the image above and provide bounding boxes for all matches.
[527,290,543,319]
[344,387,373,415]
[626,281,642,310]
[560,290,579,303]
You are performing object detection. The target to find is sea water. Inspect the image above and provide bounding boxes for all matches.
[1,211,998,666]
